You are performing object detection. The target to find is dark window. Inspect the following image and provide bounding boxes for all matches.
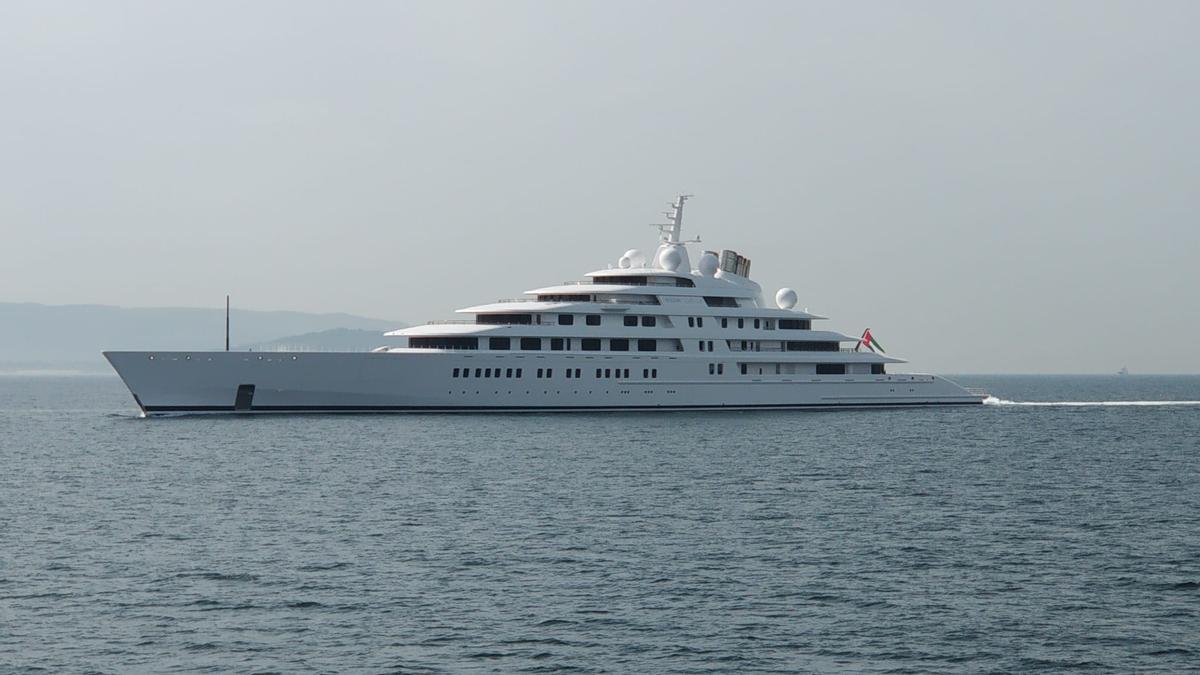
[547,368,553,378]
[754,319,760,328]
[596,368,602,378]
[558,314,574,325]
[717,364,724,374]
[605,369,611,378]
[721,318,728,328]
[452,368,460,377]
[740,363,747,374]
[586,315,601,326]
[610,338,629,351]
[697,317,704,328]
[475,368,482,377]
[539,294,590,302]
[506,368,513,377]
[703,296,738,307]
[699,341,705,352]
[566,369,573,378]
[652,368,657,378]
[817,364,847,375]
[708,341,713,351]
[582,338,601,351]
[489,337,510,350]
[574,369,581,378]
[779,319,810,330]
[872,363,886,375]
[637,339,656,352]
[520,337,541,350]
[624,316,638,327]
[785,341,839,352]
[516,368,523,378]
[537,368,543,378]
[410,337,479,350]
[623,369,629,378]
[477,313,532,325]
[550,338,564,350]
[640,316,655,327]
[642,368,649,378]
[485,368,492,377]
[493,369,500,378]
[738,318,744,328]
[687,317,695,328]
[674,277,695,287]
[709,363,715,375]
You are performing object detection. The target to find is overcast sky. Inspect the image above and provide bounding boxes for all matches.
[2,1,1197,373]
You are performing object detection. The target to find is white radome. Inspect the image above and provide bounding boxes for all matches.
[623,249,647,268]
[658,247,682,272]
[698,252,719,277]
[776,287,798,310]
[618,255,632,269]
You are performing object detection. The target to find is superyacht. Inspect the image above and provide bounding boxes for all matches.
[105,196,983,414]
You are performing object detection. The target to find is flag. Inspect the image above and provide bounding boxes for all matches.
[861,328,886,354]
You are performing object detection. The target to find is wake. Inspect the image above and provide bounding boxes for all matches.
[983,396,1200,407]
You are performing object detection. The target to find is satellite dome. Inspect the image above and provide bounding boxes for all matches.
[618,255,632,269]
[698,252,719,277]
[775,287,798,310]
[658,247,683,272]
[623,249,647,268]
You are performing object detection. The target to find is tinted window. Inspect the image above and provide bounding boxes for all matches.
[489,337,510,350]
[641,316,655,327]
[586,315,601,326]
[582,338,601,351]
[610,338,629,351]
[520,337,541,350]
[637,339,656,352]
[452,368,459,377]
[550,338,564,350]
[558,314,574,325]
[624,316,638,327]
[816,364,847,375]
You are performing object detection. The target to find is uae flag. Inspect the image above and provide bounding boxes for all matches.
[860,329,886,353]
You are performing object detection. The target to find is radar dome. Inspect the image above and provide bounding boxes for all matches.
[698,252,719,277]
[618,255,632,269]
[775,288,798,310]
[623,249,647,268]
[658,247,683,272]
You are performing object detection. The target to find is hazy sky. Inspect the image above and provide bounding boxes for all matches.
[2,1,1197,373]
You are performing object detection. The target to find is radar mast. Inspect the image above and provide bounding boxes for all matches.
[654,194,698,244]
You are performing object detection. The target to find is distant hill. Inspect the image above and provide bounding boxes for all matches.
[248,328,401,353]
[0,302,405,371]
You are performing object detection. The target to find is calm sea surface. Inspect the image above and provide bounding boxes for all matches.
[1,375,1198,673]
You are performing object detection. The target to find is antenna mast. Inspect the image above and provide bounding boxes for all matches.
[653,194,698,243]
[225,295,230,352]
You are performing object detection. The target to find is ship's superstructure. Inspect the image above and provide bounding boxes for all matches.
[105,196,982,414]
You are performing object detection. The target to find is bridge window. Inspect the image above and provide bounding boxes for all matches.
[586,315,601,326]
[704,296,738,308]
[637,339,656,352]
[624,316,638,327]
[872,364,886,374]
[558,314,574,326]
[410,337,479,350]
[582,338,601,351]
[477,313,532,325]
[641,316,655,327]
[550,338,564,351]
[489,337,510,350]
[520,337,541,350]
[610,338,629,351]
[816,364,847,375]
[779,319,810,330]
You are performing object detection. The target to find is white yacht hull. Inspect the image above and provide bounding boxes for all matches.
[105,350,983,415]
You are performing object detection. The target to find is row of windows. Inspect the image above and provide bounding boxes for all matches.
[472,313,810,331]
[452,366,660,379]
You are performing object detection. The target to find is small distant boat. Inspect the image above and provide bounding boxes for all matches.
[1118,367,1129,376]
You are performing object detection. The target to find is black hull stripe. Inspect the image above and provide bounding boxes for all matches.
[142,401,983,414]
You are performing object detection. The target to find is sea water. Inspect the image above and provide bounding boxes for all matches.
[1,375,1198,672]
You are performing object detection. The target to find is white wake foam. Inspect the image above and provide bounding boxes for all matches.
[983,396,1200,407]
